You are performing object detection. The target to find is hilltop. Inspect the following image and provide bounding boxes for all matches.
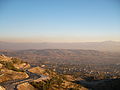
[0,54,30,82]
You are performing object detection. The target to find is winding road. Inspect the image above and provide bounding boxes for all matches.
[0,69,48,90]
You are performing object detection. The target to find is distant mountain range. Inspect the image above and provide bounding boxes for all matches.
[0,41,120,52]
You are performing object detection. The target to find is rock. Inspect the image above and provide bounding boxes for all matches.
[0,55,12,62]
[28,67,45,75]
[64,75,75,81]
[0,86,6,90]
[14,63,30,69]
[17,82,37,90]
[33,76,50,82]
[0,69,29,83]
[0,63,3,69]
[80,87,88,90]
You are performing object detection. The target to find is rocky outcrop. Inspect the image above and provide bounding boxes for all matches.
[0,63,3,69]
[0,86,6,90]
[17,82,37,90]
[0,55,30,83]
[13,63,30,69]
[0,55,12,62]
[28,67,46,75]
[0,69,29,83]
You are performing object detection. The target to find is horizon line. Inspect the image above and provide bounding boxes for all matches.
[0,40,120,43]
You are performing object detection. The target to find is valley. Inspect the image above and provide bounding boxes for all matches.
[0,49,120,89]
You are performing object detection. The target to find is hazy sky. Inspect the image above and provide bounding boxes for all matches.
[0,0,120,42]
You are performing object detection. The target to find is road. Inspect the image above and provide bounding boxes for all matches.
[0,69,48,90]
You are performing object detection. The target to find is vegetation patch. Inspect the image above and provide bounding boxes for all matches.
[30,73,82,90]
[0,61,24,72]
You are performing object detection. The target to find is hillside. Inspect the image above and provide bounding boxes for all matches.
[0,55,88,90]
[0,41,120,52]
[1,49,120,65]
[0,55,30,82]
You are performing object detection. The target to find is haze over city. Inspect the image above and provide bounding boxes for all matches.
[0,0,120,42]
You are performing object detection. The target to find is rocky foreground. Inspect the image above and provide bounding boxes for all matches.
[0,55,87,90]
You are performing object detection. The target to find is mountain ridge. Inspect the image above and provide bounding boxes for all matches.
[0,41,120,52]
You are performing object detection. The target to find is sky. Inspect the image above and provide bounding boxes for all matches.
[0,0,120,42]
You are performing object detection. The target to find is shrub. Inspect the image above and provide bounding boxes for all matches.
[11,58,23,64]
[30,75,64,90]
